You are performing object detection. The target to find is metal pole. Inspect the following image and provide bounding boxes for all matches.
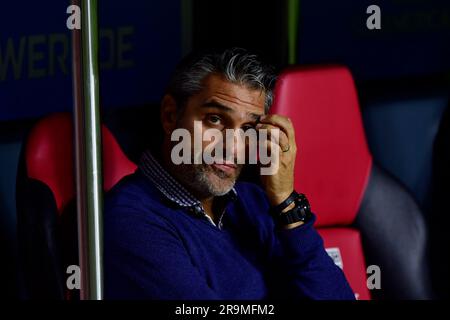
[72,0,103,300]
[287,0,299,65]
[82,0,103,300]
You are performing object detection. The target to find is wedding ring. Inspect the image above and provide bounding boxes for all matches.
[281,144,290,152]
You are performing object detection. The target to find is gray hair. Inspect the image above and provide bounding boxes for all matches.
[166,48,277,113]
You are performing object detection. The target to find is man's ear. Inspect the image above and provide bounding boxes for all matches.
[160,94,179,135]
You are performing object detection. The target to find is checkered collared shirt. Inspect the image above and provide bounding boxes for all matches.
[139,150,237,229]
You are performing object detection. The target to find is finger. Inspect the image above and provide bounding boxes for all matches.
[258,138,282,167]
[256,123,289,149]
[259,115,295,143]
[258,114,296,143]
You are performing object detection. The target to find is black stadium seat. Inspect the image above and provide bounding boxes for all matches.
[16,113,137,299]
[270,66,434,299]
[431,105,450,298]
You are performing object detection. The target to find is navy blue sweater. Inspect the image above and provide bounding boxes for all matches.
[104,170,355,300]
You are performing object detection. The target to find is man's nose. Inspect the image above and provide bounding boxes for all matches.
[223,129,246,163]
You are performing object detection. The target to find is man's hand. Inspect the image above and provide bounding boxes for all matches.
[256,114,297,207]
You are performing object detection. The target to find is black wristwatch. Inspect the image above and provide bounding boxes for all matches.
[270,191,312,226]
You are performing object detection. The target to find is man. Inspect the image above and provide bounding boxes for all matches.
[104,48,355,299]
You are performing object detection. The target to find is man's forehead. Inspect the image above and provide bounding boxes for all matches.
[202,100,262,121]
[200,74,266,113]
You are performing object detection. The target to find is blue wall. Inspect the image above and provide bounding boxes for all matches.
[298,0,450,80]
[297,0,450,210]
[0,1,182,121]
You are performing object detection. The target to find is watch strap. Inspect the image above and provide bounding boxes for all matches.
[271,190,299,214]
[271,192,312,226]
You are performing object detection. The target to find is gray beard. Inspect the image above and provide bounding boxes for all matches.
[171,163,241,198]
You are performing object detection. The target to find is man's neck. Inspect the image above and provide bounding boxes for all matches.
[200,197,216,222]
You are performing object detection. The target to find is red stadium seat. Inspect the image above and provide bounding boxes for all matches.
[270,66,433,299]
[16,112,137,299]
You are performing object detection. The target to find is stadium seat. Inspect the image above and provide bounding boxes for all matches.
[431,104,450,298]
[270,66,433,299]
[16,112,137,299]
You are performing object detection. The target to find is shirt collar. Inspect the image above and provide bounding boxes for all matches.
[139,150,237,228]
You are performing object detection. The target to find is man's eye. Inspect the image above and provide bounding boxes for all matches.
[242,124,256,132]
[207,115,221,125]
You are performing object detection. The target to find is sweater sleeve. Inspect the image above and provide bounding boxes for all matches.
[104,205,221,300]
[234,182,355,300]
[270,214,356,300]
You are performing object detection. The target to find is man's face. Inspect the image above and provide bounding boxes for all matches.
[167,74,266,198]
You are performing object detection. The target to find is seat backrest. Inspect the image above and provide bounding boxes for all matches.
[17,112,137,299]
[431,104,450,298]
[271,66,373,227]
[270,66,372,299]
[24,112,137,213]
